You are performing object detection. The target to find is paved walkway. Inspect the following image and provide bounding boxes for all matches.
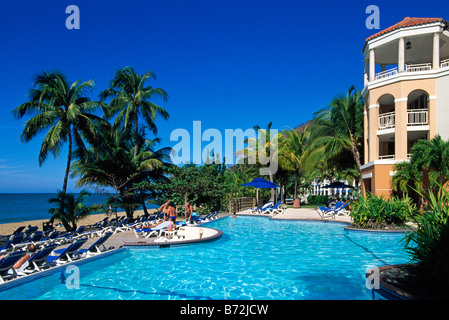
[237,207,352,224]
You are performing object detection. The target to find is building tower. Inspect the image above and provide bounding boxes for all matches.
[361,17,449,196]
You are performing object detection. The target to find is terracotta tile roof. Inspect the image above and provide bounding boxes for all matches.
[363,17,448,52]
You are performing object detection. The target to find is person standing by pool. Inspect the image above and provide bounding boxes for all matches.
[167,201,177,226]
[185,202,193,223]
[159,200,170,220]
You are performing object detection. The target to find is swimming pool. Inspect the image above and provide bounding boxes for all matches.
[0,216,410,300]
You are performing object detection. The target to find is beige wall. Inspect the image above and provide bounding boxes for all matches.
[366,78,436,163]
[436,74,449,140]
[361,163,394,197]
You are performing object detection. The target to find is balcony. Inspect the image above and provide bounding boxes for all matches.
[378,109,428,130]
[373,61,449,82]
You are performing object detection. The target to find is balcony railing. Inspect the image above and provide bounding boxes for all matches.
[374,67,398,80]
[405,63,432,72]
[371,60,449,83]
[378,111,395,130]
[407,109,428,126]
[378,109,428,130]
[442,59,449,68]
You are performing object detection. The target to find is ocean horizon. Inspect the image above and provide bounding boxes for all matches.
[0,193,158,226]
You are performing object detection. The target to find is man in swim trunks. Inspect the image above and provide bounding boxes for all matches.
[185,202,193,223]
[167,202,177,225]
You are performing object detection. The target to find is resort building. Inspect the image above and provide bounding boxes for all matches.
[361,17,449,196]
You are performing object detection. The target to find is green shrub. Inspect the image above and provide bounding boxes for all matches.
[351,193,414,229]
[404,184,449,293]
[307,195,329,205]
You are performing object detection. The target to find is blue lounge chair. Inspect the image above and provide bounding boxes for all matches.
[41,230,61,243]
[0,250,27,283]
[47,237,88,265]
[316,206,334,218]
[28,231,44,244]
[260,201,282,214]
[333,202,351,216]
[78,232,113,256]
[20,243,59,274]
[195,212,215,223]
[107,217,133,234]
[250,201,273,214]
[0,233,25,253]
[134,221,171,238]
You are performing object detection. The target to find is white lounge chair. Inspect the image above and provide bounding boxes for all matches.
[249,201,273,214]
[334,202,351,216]
[134,221,171,238]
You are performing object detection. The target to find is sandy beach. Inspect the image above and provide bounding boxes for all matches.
[0,209,156,237]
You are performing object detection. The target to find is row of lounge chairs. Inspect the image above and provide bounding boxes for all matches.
[0,231,114,283]
[316,201,351,218]
[249,201,286,214]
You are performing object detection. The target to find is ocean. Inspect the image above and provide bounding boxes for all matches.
[0,193,158,225]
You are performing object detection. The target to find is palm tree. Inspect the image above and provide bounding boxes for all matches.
[48,190,98,231]
[71,122,171,218]
[410,135,449,187]
[236,121,279,201]
[99,66,169,157]
[278,126,310,199]
[308,85,364,169]
[12,71,104,199]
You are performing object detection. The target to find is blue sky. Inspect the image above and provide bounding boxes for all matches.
[1,0,448,192]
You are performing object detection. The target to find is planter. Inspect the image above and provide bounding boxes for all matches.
[293,199,300,208]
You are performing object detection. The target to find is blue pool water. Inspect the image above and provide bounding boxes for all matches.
[0,216,411,300]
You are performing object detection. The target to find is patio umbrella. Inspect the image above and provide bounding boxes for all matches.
[241,178,281,205]
[321,181,354,189]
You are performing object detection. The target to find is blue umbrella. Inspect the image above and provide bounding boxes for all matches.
[241,178,280,189]
[321,181,354,189]
[241,178,281,205]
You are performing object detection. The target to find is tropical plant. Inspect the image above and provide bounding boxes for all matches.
[12,71,104,200]
[71,122,171,218]
[403,182,449,295]
[278,126,310,199]
[409,135,449,188]
[100,66,169,157]
[235,121,279,201]
[48,190,98,231]
[351,193,414,229]
[307,85,364,170]
[157,161,229,214]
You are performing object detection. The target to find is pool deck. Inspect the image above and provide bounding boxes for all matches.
[237,207,352,224]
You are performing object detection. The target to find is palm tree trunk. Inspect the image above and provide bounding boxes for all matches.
[60,127,73,226]
[351,138,362,169]
[294,172,298,199]
[134,112,139,158]
[62,128,73,196]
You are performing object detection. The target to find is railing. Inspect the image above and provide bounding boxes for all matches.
[229,197,255,213]
[378,110,428,130]
[407,109,428,126]
[379,155,395,160]
[378,111,395,130]
[406,63,432,72]
[442,59,449,68]
[374,67,398,80]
